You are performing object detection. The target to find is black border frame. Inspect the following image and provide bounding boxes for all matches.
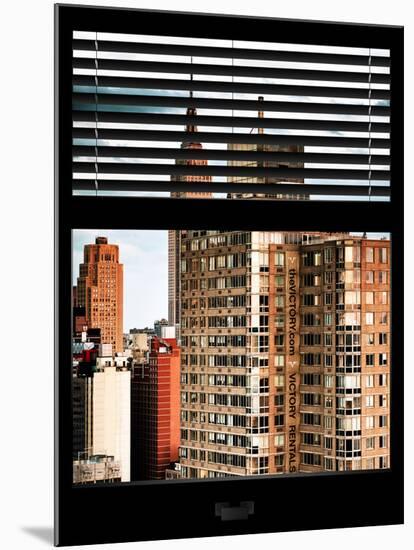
[55,4,404,546]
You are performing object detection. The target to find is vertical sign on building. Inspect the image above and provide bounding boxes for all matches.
[285,251,300,473]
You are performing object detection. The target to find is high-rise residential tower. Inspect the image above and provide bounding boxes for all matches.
[131,337,181,480]
[75,236,124,353]
[178,231,390,478]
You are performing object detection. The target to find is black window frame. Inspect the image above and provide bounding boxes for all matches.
[55,4,403,546]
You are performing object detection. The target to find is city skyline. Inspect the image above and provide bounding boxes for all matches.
[72,229,391,483]
[73,230,389,332]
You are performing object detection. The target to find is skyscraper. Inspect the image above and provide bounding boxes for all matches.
[227,97,309,200]
[168,98,212,331]
[75,236,124,353]
[170,103,213,200]
[131,337,181,480]
[178,231,390,478]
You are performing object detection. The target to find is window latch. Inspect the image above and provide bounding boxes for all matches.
[215,501,254,521]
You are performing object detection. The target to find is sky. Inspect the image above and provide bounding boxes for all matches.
[73,229,168,331]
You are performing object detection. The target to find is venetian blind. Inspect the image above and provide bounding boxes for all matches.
[72,31,390,201]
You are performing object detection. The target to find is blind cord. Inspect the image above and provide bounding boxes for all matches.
[94,32,98,197]
[368,48,372,202]
[231,40,234,136]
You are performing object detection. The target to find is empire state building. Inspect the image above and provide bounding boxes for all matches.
[168,97,212,331]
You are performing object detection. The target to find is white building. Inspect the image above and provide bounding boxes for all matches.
[92,365,131,482]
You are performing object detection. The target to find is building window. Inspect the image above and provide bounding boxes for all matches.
[379,312,388,325]
[366,416,374,429]
[366,437,375,449]
[274,375,285,387]
[365,291,374,304]
[274,434,285,447]
[274,394,284,406]
[274,252,285,267]
[379,247,388,263]
[366,375,374,388]
[275,295,284,307]
[302,373,321,386]
[302,432,321,446]
[324,292,333,306]
[366,271,374,284]
[324,416,333,429]
[302,393,321,406]
[379,456,388,469]
[379,374,387,386]
[275,275,284,287]
[365,312,374,325]
[366,395,374,407]
[324,355,333,367]
[365,333,374,346]
[302,293,320,306]
[366,354,375,366]
[366,247,374,262]
[379,333,388,345]
[377,291,388,304]
[379,435,388,448]
[379,271,388,284]
[324,248,334,264]
[301,452,322,466]
[302,313,321,326]
[324,333,332,346]
[274,414,284,426]
[379,415,388,428]
[274,335,284,346]
[324,437,333,450]
[274,454,284,467]
[324,313,333,326]
[301,413,321,426]
[274,355,284,367]
[274,314,284,327]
